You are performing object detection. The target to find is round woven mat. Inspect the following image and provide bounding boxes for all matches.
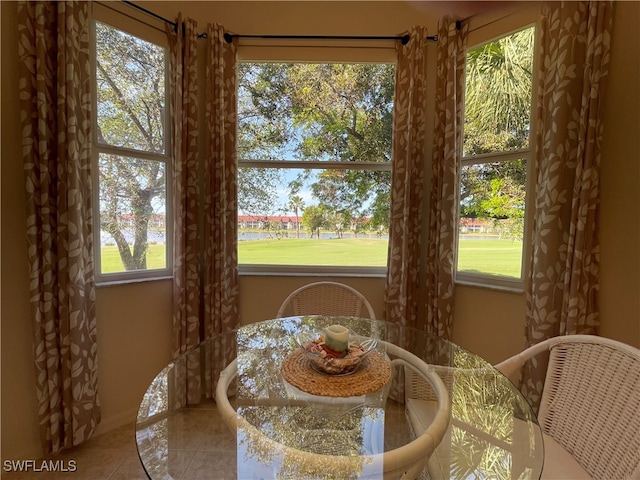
[281,349,391,397]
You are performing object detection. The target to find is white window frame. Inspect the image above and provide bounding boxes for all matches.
[237,43,396,277]
[456,15,540,292]
[91,9,172,284]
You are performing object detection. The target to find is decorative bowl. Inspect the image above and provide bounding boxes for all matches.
[294,329,378,376]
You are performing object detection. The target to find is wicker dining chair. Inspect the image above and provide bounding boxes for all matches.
[495,334,640,480]
[275,281,376,319]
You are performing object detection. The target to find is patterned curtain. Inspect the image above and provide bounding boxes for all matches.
[385,26,428,330]
[18,0,100,454]
[168,20,239,403]
[167,16,202,404]
[202,23,240,397]
[522,1,614,408]
[426,17,468,339]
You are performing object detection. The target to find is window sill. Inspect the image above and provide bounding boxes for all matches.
[96,275,172,287]
[239,265,387,278]
[455,278,524,294]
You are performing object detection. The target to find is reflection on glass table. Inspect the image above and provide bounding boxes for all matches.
[136,316,543,480]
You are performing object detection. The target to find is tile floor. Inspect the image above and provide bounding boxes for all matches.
[2,399,410,480]
[1,422,146,480]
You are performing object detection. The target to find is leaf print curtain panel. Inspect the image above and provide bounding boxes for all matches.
[203,23,239,342]
[18,0,100,454]
[203,24,240,397]
[385,26,428,329]
[426,17,468,339]
[522,1,614,409]
[167,16,202,404]
[202,23,240,397]
[168,20,239,404]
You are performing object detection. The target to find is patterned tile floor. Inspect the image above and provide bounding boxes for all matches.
[2,399,410,480]
[1,423,146,480]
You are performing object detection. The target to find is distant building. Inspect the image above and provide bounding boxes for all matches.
[118,213,166,228]
[238,215,301,230]
[459,218,490,233]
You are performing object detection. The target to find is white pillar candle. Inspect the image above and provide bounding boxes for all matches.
[324,324,349,354]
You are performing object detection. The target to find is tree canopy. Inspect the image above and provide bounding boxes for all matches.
[238,62,395,232]
[95,22,167,271]
[461,27,534,240]
[238,26,534,239]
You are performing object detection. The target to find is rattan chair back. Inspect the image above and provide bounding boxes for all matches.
[275,281,376,319]
[496,335,640,480]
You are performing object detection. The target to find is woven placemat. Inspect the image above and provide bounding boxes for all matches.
[281,349,391,397]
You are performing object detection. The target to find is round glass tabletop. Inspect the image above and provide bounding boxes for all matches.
[135,316,543,479]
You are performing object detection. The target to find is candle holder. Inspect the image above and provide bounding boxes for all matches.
[294,328,378,376]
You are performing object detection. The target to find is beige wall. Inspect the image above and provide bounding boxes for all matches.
[598,0,640,347]
[2,0,41,458]
[2,0,638,461]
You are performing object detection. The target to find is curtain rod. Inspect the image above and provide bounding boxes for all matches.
[222,33,439,44]
[220,22,466,43]
[121,1,177,30]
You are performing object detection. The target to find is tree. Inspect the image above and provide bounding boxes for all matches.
[461,27,534,233]
[464,29,534,152]
[237,63,394,231]
[311,169,366,236]
[95,22,167,271]
[238,167,282,221]
[301,205,325,239]
[460,160,527,219]
[288,194,305,238]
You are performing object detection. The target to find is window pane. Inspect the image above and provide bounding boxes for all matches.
[463,27,534,156]
[238,63,394,163]
[95,22,166,154]
[98,154,167,273]
[238,167,390,267]
[238,61,394,270]
[458,160,526,279]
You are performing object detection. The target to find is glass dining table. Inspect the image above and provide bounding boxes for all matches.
[135,316,544,480]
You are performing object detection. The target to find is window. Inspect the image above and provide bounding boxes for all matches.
[92,20,171,282]
[457,25,536,289]
[237,62,395,274]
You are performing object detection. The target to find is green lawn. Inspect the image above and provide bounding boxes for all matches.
[101,244,167,273]
[457,238,523,278]
[240,237,523,277]
[238,238,388,266]
[101,237,523,278]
